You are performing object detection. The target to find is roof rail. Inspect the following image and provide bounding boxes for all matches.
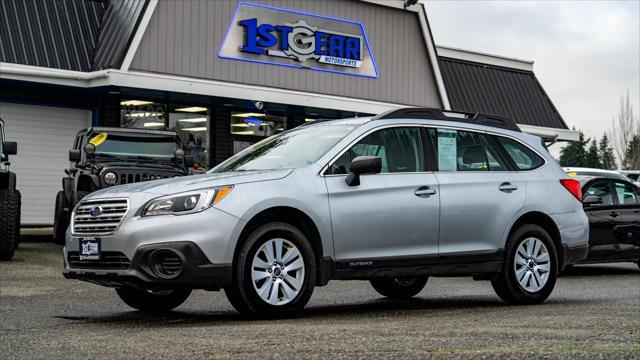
[372,107,521,132]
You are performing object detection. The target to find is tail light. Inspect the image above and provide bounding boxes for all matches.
[560,179,582,202]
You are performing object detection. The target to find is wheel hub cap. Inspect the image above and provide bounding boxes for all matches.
[251,238,305,306]
[514,237,551,293]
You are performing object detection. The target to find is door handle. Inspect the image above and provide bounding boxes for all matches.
[414,186,437,197]
[609,211,620,218]
[498,182,518,192]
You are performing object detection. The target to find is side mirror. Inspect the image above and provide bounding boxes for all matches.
[184,155,195,168]
[69,149,81,162]
[583,196,603,207]
[3,141,17,155]
[345,156,382,186]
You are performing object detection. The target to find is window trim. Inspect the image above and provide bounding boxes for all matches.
[320,123,548,176]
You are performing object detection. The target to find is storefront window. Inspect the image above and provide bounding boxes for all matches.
[120,99,165,129]
[168,105,210,173]
[230,112,286,137]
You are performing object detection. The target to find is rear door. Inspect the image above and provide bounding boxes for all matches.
[429,128,526,256]
[611,180,640,260]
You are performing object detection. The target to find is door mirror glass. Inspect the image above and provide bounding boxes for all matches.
[346,156,381,186]
[582,195,603,207]
[69,149,81,162]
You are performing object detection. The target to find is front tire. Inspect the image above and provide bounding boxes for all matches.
[224,222,316,318]
[53,191,70,245]
[115,287,191,312]
[492,224,558,305]
[0,190,21,261]
[370,276,428,298]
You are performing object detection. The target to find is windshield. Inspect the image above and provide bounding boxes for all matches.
[210,124,356,173]
[90,133,177,158]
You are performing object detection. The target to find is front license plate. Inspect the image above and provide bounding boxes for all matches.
[79,237,101,260]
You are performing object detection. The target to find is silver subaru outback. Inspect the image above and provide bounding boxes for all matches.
[64,108,589,317]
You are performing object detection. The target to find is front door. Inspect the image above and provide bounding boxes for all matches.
[325,126,439,262]
[583,179,621,260]
[612,181,640,260]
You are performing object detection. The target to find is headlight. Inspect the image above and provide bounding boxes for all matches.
[142,186,233,217]
[103,171,117,186]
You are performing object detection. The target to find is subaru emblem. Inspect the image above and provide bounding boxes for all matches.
[90,206,103,217]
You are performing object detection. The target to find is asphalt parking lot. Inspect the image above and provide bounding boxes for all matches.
[1,242,639,359]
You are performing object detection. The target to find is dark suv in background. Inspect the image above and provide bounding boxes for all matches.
[52,127,193,243]
[0,118,20,260]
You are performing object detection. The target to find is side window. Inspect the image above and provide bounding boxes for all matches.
[496,136,544,170]
[329,127,425,175]
[614,181,639,205]
[427,128,508,171]
[584,181,614,206]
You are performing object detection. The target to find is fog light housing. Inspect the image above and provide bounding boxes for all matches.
[149,249,183,279]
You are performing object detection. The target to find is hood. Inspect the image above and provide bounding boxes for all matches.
[87,169,293,199]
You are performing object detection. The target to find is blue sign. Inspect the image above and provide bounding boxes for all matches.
[219,2,378,78]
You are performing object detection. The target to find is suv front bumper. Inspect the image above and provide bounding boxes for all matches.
[63,241,232,290]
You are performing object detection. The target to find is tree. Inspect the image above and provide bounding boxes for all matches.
[610,90,639,167]
[585,139,601,168]
[599,133,617,170]
[559,131,589,167]
[622,135,640,169]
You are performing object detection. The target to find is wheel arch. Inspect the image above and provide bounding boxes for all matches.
[233,206,327,285]
[507,211,564,268]
[76,173,98,192]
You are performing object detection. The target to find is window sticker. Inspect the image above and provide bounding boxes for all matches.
[437,129,457,171]
[89,133,108,147]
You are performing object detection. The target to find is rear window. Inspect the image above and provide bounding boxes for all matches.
[495,137,544,170]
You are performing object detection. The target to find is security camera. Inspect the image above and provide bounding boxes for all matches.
[253,101,264,110]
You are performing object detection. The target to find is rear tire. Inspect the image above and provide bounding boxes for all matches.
[491,224,558,305]
[370,276,428,298]
[115,287,191,312]
[0,190,21,261]
[224,222,316,318]
[53,191,70,245]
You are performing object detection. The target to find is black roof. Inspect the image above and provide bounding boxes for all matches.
[438,56,568,130]
[0,0,147,72]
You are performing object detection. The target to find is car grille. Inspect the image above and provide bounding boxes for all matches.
[73,199,129,235]
[67,251,130,270]
[117,171,172,185]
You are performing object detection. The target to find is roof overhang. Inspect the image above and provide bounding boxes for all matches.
[436,45,534,72]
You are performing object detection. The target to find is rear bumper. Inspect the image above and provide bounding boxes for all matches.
[562,244,589,268]
[63,241,232,291]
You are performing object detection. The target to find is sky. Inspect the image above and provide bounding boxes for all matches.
[424,0,640,158]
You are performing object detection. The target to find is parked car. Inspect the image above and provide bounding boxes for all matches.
[63,108,589,317]
[563,167,630,181]
[579,176,640,268]
[0,118,21,261]
[619,170,640,187]
[52,127,193,244]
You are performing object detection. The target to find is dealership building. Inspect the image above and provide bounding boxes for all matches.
[0,0,577,225]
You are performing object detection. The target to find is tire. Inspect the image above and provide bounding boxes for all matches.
[115,287,191,312]
[0,190,21,261]
[13,190,21,249]
[224,222,316,318]
[370,276,428,298]
[53,191,70,245]
[71,191,89,210]
[491,224,558,305]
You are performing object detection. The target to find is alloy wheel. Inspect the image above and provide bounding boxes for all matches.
[251,238,305,306]
[514,237,551,293]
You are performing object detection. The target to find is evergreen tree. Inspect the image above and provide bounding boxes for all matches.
[623,135,640,169]
[599,133,617,170]
[559,131,589,167]
[585,139,601,168]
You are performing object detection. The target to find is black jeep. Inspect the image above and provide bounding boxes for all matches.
[52,127,193,244]
[0,118,21,260]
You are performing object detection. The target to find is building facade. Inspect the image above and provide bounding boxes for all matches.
[0,0,575,225]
